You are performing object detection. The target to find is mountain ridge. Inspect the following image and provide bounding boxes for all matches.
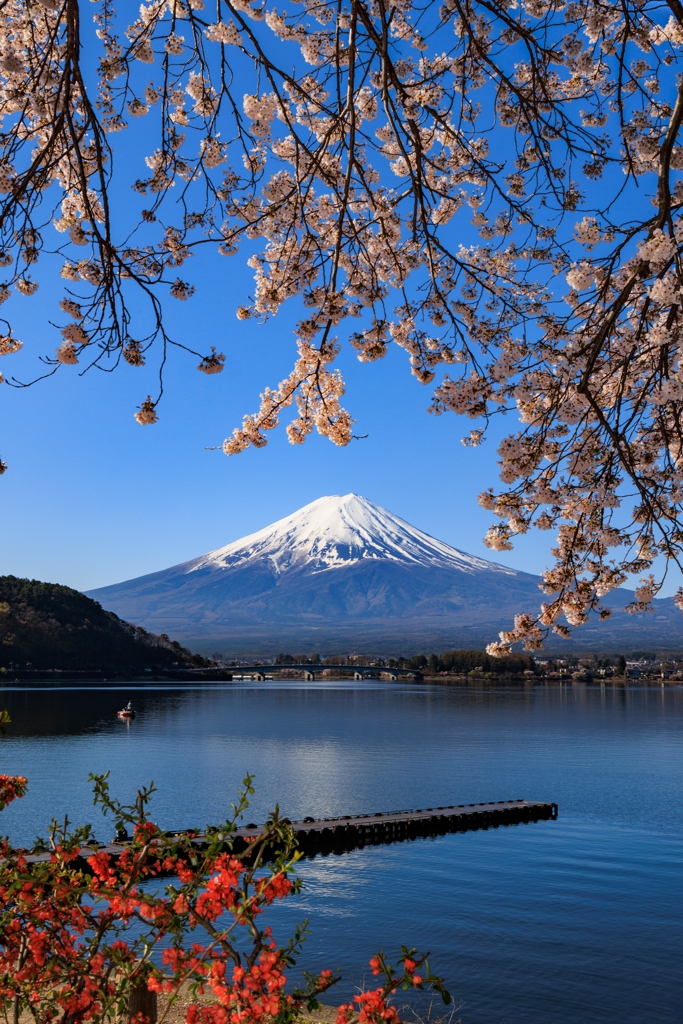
[86,494,683,656]
[185,493,521,577]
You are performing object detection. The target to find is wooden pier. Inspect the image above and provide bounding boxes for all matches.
[21,800,557,870]
[233,799,558,858]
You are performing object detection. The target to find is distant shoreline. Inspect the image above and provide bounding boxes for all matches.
[418,673,681,686]
[0,667,233,683]
[0,670,679,687]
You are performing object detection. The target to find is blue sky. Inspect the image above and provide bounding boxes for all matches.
[1,209,680,597]
[0,236,580,594]
[3,253,677,598]
[0,24,679,601]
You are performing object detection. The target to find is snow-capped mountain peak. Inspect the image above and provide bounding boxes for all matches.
[86,493,681,655]
[187,493,518,577]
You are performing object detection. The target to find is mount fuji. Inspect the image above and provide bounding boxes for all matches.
[86,494,683,655]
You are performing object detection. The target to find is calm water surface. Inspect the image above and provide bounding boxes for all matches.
[0,681,681,1024]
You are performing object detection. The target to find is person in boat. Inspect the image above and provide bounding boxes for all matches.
[124,700,133,711]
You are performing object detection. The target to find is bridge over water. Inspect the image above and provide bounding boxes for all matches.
[228,664,421,681]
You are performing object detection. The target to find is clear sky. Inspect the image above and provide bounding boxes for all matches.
[4,255,678,600]
[0,257,538,593]
[3,10,679,604]
[0,165,679,600]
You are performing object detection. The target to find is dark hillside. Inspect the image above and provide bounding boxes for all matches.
[0,576,207,671]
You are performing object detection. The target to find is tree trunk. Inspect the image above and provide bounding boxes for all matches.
[127,979,157,1024]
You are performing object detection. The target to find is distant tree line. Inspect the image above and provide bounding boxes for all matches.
[388,651,535,675]
[275,653,321,665]
[274,649,535,675]
[263,649,678,676]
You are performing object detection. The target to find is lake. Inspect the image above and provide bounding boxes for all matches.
[0,680,681,1024]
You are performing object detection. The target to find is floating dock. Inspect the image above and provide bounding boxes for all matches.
[20,798,557,872]
[21,800,556,870]
[234,799,558,858]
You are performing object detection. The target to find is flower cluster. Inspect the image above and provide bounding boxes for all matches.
[0,773,27,810]
[336,951,447,1024]
[222,337,352,453]
[135,397,158,425]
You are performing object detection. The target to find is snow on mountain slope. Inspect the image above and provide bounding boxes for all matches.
[85,493,543,644]
[186,493,520,578]
[86,494,683,654]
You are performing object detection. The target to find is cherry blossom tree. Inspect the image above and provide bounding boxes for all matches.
[2,0,683,648]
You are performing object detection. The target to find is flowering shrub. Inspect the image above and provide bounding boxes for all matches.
[0,768,450,1024]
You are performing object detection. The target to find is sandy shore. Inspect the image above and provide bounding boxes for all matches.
[154,988,338,1024]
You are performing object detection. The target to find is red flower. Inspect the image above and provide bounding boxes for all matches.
[0,775,27,810]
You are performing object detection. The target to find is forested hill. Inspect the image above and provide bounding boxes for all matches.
[0,576,208,671]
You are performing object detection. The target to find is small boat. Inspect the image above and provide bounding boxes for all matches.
[117,702,136,719]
